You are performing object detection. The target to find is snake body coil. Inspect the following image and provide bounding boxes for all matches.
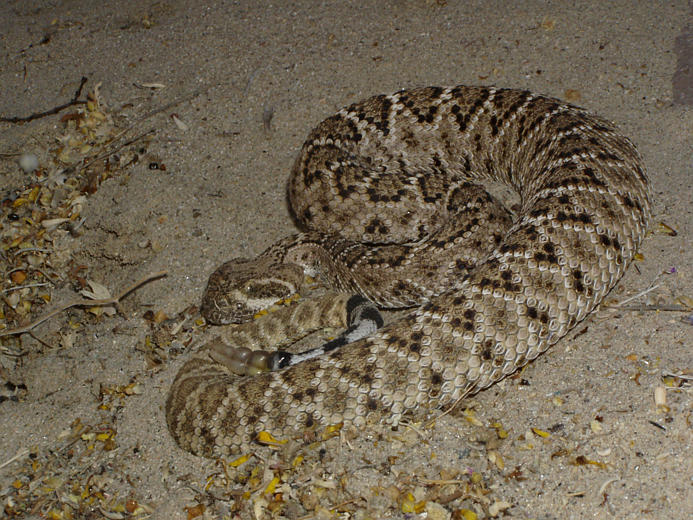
[166,86,651,457]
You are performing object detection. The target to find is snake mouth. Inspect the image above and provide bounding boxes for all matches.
[201,286,299,325]
[200,257,305,325]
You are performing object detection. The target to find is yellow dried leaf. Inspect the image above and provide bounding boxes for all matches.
[229,454,250,467]
[322,422,343,439]
[491,421,508,439]
[17,300,31,315]
[256,431,287,446]
[531,427,550,438]
[124,382,143,395]
[574,455,607,469]
[661,375,681,388]
[28,186,40,202]
[264,476,280,495]
[633,253,644,261]
[462,408,483,426]
[655,221,677,236]
[87,306,104,316]
[401,492,416,513]
[458,509,478,520]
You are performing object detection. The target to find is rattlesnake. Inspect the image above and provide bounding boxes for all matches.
[166,85,651,458]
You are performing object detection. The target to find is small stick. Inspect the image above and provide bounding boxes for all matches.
[0,448,29,470]
[28,331,55,350]
[604,303,691,312]
[78,128,155,172]
[2,282,52,294]
[0,77,88,123]
[0,271,167,337]
[134,88,203,124]
[11,247,52,256]
[614,283,660,307]
[426,384,475,427]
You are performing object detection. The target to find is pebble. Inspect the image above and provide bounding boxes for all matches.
[18,153,39,173]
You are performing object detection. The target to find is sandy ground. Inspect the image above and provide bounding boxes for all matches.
[1,1,692,519]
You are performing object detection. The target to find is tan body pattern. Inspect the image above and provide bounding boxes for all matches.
[166,86,651,458]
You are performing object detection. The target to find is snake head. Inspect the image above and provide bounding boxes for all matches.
[200,257,304,325]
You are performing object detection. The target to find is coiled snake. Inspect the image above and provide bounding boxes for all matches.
[165,86,651,458]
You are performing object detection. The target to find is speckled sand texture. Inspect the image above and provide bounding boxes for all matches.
[1,1,691,518]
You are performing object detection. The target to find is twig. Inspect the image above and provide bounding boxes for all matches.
[12,247,52,256]
[2,282,52,294]
[134,88,203,124]
[0,77,88,123]
[0,271,167,337]
[79,128,155,173]
[604,303,691,312]
[0,448,29,470]
[425,384,475,428]
[28,331,55,350]
[614,283,660,307]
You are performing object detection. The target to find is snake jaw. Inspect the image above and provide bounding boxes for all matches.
[200,257,304,324]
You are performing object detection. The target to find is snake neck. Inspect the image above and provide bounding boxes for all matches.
[267,232,365,293]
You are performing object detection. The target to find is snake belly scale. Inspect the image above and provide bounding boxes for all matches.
[166,85,651,458]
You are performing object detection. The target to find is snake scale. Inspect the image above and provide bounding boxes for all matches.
[166,85,651,458]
